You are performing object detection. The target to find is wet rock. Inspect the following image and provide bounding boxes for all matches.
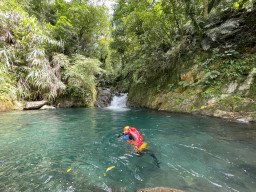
[57,100,74,108]
[136,187,185,192]
[95,87,112,107]
[40,105,56,110]
[212,109,256,122]
[213,109,229,118]
[24,100,48,110]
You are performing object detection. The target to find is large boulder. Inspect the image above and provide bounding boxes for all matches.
[202,18,242,50]
[57,100,74,108]
[95,87,112,107]
[24,100,48,110]
[40,105,56,110]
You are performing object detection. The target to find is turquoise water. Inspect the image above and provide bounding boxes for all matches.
[0,108,256,192]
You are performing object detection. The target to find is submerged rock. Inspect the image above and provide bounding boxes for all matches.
[136,187,185,192]
[24,100,48,110]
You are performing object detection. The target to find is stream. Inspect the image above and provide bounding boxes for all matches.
[0,98,256,191]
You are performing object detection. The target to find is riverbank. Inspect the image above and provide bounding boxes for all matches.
[127,76,256,124]
[126,9,256,123]
[1,87,256,123]
[128,82,256,123]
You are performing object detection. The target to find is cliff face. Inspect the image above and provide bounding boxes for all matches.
[128,9,256,122]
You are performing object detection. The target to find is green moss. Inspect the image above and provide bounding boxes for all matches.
[199,86,220,98]
[174,96,186,106]
[128,85,154,107]
[217,96,256,112]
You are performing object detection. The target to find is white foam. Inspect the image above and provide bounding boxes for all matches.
[110,93,128,107]
[106,106,130,112]
[237,118,249,123]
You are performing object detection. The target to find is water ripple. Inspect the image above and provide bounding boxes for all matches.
[0,108,256,192]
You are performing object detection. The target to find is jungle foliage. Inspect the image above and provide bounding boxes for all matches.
[111,0,255,91]
[0,0,110,106]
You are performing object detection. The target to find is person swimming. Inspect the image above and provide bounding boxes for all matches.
[118,126,145,152]
[118,125,160,168]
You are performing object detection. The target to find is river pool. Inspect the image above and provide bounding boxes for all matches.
[0,107,256,192]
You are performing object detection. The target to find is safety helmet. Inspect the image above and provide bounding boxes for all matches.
[123,126,130,132]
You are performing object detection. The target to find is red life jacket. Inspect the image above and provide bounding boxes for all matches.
[127,127,143,147]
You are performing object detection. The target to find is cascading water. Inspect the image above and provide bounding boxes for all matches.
[109,93,128,108]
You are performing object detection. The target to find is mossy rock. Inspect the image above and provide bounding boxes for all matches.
[217,96,256,112]
[56,95,93,108]
[128,85,157,108]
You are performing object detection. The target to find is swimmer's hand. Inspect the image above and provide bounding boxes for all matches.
[117,133,124,138]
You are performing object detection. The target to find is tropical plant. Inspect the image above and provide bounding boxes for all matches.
[0,0,110,104]
[0,7,65,100]
[62,54,105,106]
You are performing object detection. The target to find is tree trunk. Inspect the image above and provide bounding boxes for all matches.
[203,0,208,17]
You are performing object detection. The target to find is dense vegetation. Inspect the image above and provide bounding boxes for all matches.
[111,0,255,90]
[0,0,255,115]
[0,0,111,108]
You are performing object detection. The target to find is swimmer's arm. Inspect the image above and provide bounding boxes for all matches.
[118,132,127,138]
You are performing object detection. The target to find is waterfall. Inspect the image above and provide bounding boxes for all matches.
[109,93,128,108]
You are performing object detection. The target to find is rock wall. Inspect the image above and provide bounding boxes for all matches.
[128,9,256,122]
[129,68,256,122]
[94,87,112,107]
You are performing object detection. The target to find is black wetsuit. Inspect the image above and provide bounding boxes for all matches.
[141,149,161,168]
